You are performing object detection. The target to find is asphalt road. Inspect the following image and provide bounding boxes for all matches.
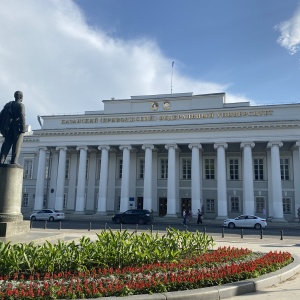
[28,218,300,240]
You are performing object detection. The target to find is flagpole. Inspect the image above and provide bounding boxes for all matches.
[171,61,174,94]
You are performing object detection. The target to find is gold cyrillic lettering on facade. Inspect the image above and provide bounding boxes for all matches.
[61,110,273,125]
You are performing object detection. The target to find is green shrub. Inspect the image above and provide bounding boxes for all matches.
[0,228,215,276]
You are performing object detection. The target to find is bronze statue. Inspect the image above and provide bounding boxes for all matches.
[0,91,26,164]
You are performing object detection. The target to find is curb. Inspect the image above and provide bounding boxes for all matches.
[103,255,300,300]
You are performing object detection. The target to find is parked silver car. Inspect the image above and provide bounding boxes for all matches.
[223,215,267,229]
[30,209,65,221]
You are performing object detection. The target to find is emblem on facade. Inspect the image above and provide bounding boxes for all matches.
[163,101,171,110]
[151,102,158,111]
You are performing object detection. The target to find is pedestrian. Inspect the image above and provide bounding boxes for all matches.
[182,209,187,225]
[262,207,266,219]
[297,207,300,222]
[197,209,203,224]
[188,209,192,223]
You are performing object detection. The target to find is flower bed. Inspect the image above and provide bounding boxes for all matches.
[0,229,293,299]
[0,246,292,299]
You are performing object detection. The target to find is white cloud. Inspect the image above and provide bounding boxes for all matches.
[0,0,251,129]
[275,5,300,55]
[225,93,253,104]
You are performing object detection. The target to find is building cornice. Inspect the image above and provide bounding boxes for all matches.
[34,121,300,137]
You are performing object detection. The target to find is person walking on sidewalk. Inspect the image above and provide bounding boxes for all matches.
[187,209,193,223]
[262,207,266,219]
[297,207,300,222]
[182,209,187,225]
[197,209,203,224]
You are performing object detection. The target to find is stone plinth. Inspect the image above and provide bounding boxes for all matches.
[0,164,30,237]
[0,221,30,237]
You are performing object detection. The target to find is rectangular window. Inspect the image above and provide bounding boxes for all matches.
[22,193,29,206]
[65,158,70,179]
[86,159,89,180]
[280,158,290,180]
[160,158,168,179]
[23,159,33,179]
[254,158,264,180]
[117,197,121,210]
[45,158,51,179]
[282,197,291,213]
[138,158,144,179]
[229,158,239,180]
[96,158,101,179]
[181,158,191,179]
[118,159,123,179]
[43,194,47,208]
[230,196,239,212]
[63,193,67,209]
[205,158,215,179]
[95,193,99,210]
[206,199,215,213]
[255,197,265,213]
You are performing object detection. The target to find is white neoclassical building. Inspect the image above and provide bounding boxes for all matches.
[2,92,300,221]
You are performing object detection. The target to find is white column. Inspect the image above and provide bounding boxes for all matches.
[119,145,132,212]
[267,141,285,221]
[295,141,300,220]
[86,151,96,211]
[142,144,154,211]
[266,151,273,218]
[107,150,117,211]
[67,152,78,211]
[165,143,178,216]
[48,151,58,209]
[75,146,88,213]
[188,143,202,215]
[55,146,67,211]
[97,146,110,214]
[214,143,228,219]
[199,148,203,205]
[34,146,47,211]
[240,142,255,215]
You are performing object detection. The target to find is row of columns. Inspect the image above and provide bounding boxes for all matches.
[33,141,286,220]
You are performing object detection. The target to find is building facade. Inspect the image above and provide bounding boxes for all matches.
[2,92,300,221]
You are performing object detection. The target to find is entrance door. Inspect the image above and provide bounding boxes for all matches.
[181,198,191,215]
[159,198,167,216]
[137,197,143,209]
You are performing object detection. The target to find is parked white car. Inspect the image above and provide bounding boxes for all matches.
[30,209,65,221]
[223,215,267,229]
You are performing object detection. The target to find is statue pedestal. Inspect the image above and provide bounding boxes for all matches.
[0,164,30,237]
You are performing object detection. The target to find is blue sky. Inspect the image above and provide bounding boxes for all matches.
[1,0,300,129]
[75,0,299,103]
